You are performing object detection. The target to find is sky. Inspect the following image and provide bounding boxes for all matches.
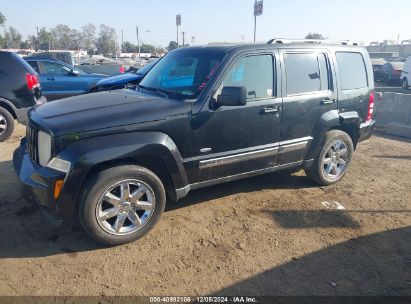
[1,0,411,47]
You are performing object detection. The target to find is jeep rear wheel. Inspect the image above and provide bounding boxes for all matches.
[402,78,409,90]
[0,107,14,142]
[79,165,166,246]
[305,130,353,186]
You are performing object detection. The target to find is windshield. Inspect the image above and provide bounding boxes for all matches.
[136,59,158,75]
[139,48,225,99]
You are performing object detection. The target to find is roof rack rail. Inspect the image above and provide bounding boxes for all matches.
[267,38,359,46]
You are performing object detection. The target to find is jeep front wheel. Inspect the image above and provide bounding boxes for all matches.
[79,165,166,246]
[305,130,353,186]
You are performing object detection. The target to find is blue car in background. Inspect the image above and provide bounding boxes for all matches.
[95,59,159,91]
[25,58,107,101]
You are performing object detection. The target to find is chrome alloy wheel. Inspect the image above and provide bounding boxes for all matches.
[322,140,349,180]
[95,179,156,235]
[0,114,7,136]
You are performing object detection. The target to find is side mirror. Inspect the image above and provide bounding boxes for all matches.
[70,69,80,76]
[217,86,247,107]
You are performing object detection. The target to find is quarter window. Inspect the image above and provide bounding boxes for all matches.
[336,52,368,90]
[221,55,274,100]
[285,53,330,95]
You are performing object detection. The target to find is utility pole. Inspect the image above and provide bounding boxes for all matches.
[136,26,141,58]
[254,0,257,43]
[36,27,39,51]
[181,31,186,47]
[121,30,124,50]
[176,14,181,48]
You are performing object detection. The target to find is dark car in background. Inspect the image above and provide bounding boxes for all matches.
[95,59,158,91]
[25,58,107,101]
[371,58,386,82]
[381,61,405,85]
[0,51,46,141]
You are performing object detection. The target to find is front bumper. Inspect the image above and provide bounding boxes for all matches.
[358,120,376,143]
[13,138,67,224]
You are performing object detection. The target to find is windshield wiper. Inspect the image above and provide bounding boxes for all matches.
[138,85,169,99]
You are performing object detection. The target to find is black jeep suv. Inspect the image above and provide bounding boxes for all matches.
[0,51,46,141]
[13,41,375,245]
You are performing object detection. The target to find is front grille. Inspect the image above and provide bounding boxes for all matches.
[26,124,39,163]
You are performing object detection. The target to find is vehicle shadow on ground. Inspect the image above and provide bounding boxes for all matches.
[0,160,103,259]
[211,226,411,296]
[0,160,318,258]
[167,171,317,212]
[373,155,411,161]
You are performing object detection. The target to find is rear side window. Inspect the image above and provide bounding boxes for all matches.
[285,53,329,95]
[27,61,40,74]
[336,52,368,90]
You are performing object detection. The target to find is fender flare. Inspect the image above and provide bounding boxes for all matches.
[55,131,188,217]
[305,110,361,160]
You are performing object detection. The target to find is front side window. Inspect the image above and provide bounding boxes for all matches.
[285,53,330,95]
[220,54,274,100]
[140,49,225,99]
[41,61,72,75]
[336,52,368,90]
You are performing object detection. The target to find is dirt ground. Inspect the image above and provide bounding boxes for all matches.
[0,124,410,296]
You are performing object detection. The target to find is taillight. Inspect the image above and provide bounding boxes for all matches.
[119,66,125,74]
[366,90,375,122]
[26,73,40,90]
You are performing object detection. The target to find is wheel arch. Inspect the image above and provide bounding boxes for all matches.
[305,110,361,161]
[55,131,188,218]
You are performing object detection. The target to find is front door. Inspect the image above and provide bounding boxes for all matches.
[187,53,282,184]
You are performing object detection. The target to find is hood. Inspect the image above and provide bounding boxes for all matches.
[30,89,191,137]
[96,73,142,86]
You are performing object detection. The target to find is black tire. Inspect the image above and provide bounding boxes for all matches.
[305,130,354,186]
[402,78,409,90]
[0,107,15,142]
[384,75,391,86]
[79,165,166,246]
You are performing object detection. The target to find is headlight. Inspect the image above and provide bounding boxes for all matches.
[46,157,71,173]
[38,131,52,167]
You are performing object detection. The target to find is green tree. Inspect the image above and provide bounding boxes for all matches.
[167,41,178,51]
[140,43,155,53]
[50,24,81,50]
[37,27,53,50]
[305,33,325,40]
[122,41,138,53]
[81,23,96,52]
[0,12,5,26]
[4,27,22,49]
[96,24,117,56]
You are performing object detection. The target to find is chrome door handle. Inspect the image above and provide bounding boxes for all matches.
[263,106,281,113]
[321,98,335,105]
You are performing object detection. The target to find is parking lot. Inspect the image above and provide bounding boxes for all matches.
[0,124,410,296]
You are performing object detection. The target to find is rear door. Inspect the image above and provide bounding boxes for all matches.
[335,52,371,122]
[279,49,337,165]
